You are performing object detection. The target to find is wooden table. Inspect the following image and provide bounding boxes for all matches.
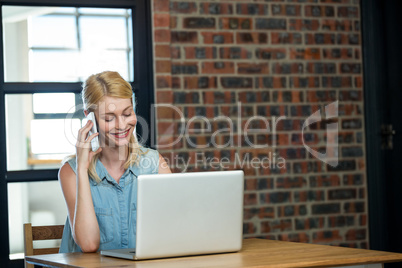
[25,238,402,268]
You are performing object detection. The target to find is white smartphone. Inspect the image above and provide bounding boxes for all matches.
[86,112,100,152]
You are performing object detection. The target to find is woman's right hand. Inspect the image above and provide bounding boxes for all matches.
[75,120,102,171]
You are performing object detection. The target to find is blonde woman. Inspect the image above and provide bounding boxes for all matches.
[58,71,171,253]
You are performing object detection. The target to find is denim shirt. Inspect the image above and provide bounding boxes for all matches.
[59,147,159,253]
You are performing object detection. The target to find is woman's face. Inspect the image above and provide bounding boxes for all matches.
[95,96,136,147]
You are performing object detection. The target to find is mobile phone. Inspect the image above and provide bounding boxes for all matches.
[86,112,100,151]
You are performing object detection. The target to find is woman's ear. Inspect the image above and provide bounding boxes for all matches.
[83,110,89,117]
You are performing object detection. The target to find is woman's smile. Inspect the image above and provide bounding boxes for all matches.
[111,128,131,139]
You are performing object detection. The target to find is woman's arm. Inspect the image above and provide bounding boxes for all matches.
[58,121,101,252]
[158,153,172,174]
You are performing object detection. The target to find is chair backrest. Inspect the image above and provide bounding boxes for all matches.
[24,223,64,268]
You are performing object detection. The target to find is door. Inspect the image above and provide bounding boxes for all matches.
[362,0,402,264]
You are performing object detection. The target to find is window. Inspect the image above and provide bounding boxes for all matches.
[0,0,154,265]
[5,6,133,169]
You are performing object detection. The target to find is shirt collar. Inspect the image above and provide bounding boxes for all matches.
[90,159,138,185]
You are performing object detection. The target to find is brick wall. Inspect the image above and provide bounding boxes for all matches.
[151,0,366,248]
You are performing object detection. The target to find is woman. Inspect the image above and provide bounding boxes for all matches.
[58,71,171,253]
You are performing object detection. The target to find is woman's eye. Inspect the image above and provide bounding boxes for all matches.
[124,113,132,117]
[104,118,113,122]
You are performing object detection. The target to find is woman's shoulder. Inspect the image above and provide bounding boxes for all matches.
[139,146,159,157]
[58,157,76,182]
[133,146,160,174]
[64,156,77,171]
[60,155,77,174]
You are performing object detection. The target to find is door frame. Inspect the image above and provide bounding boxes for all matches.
[361,0,391,251]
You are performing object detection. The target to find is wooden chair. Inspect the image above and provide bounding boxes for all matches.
[23,223,64,268]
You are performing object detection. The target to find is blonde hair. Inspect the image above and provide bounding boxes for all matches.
[63,71,146,182]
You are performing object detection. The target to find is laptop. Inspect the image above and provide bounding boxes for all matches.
[100,170,244,260]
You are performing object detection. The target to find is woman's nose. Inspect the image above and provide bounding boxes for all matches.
[116,116,127,130]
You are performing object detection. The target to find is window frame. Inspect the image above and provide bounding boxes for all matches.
[0,0,155,266]
[28,7,134,83]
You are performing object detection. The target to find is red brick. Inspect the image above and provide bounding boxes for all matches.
[237,4,268,15]
[170,2,197,14]
[155,60,171,73]
[360,215,367,226]
[155,44,171,58]
[272,63,303,74]
[157,136,176,151]
[156,90,173,103]
[244,179,257,191]
[156,75,172,89]
[244,206,275,220]
[171,62,198,75]
[254,76,287,89]
[170,46,181,59]
[153,13,170,28]
[338,104,355,115]
[243,222,257,234]
[355,76,363,88]
[289,19,319,31]
[200,3,233,14]
[321,0,351,3]
[305,33,335,45]
[295,218,325,230]
[276,177,306,188]
[203,91,232,104]
[271,32,302,44]
[183,17,216,29]
[313,230,342,243]
[237,32,268,44]
[170,16,177,29]
[322,19,353,31]
[184,76,217,89]
[262,220,292,233]
[153,0,169,12]
[345,229,366,241]
[201,31,234,44]
[305,5,334,17]
[238,91,269,103]
[338,6,359,18]
[237,63,269,74]
[156,106,175,120]
[186,136,211,149]
[171,31,198,43]
[290,48,321,60]
[354,48,361,59]
[172,76,181,89]
[219,17,252,30]
[306,62,336,74]
[272,5,301,16]
[154,29,171,43]
[323,48,353,59]
[277,205,308,217]
[184,47,216,59]
[220,47,252,59]
[244,193,258,206]
[278,233,310,243]
[157,122,175,136]
[202,62,234,74]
